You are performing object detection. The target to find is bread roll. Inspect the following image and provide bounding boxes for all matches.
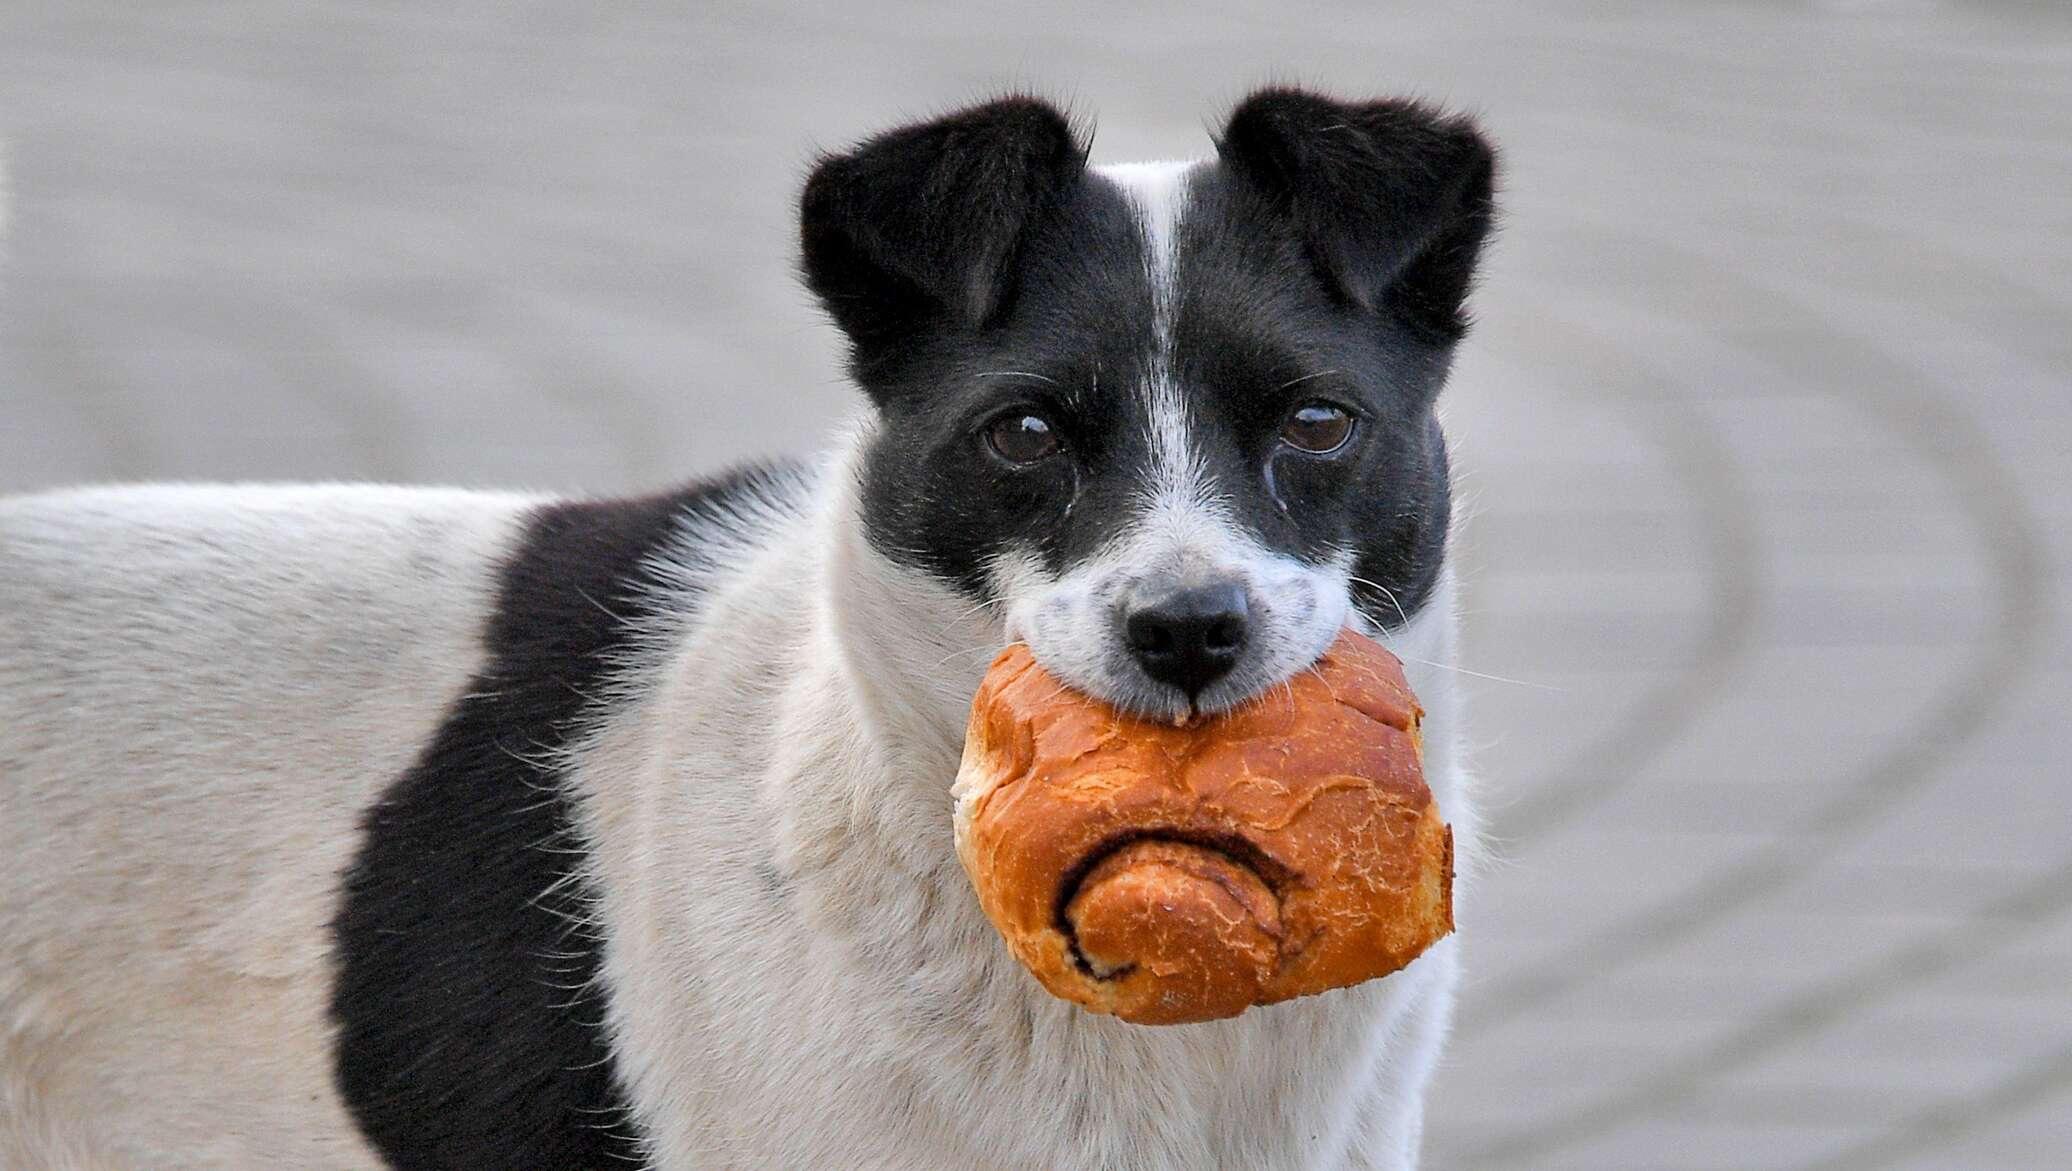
[952,630,1451,1025]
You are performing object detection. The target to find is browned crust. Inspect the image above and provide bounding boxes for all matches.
[955,630,1453,1025]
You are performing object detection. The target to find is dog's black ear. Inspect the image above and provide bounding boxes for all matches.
[1218,88,1496,342]
[801,97,1088,372]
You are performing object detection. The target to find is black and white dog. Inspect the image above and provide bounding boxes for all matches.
[0,89,1494,1169]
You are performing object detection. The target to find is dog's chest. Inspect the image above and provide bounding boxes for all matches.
[583,656,1460,1170]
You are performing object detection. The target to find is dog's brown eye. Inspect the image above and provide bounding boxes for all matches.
[986,413,1061,464]
[1280,402,1355,454]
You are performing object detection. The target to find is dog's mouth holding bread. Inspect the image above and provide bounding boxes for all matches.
[953,629,1452,1025]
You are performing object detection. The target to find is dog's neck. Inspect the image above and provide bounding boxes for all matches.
[817,423,1005,757]
[745,423,1010,898]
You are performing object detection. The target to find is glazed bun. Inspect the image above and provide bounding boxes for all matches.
[952,630,1452,1025]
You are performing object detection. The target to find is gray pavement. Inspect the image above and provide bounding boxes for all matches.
[2,2,2068,1167]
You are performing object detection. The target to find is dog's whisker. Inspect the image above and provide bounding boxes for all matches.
[1346,573,1412,629]
[931,644,1006,669]
[1389,653,1564,692]
[1274,369,1342,393]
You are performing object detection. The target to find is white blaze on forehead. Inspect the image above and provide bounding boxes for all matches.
[1094,160,1207,519]
[1096,160,1191,282]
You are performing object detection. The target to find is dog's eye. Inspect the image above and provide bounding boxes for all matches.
[986,413,1061,464]
[1280,402,1355,455]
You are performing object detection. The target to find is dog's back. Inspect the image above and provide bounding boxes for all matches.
[0,485,530,1166]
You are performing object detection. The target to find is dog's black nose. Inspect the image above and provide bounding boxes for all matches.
[1125,583,1249,700]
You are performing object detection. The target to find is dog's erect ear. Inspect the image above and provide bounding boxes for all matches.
[801,97,1088,370]
[1217,88,1496,343]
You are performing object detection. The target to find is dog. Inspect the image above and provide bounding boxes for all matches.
[0,88,1495,1169]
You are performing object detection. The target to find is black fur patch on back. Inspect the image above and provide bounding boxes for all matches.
[332,464,797,1169]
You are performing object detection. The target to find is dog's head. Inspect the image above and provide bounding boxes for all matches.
[801,90,1494,721]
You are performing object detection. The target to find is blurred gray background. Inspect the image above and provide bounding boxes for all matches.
[2,1,2067,1167]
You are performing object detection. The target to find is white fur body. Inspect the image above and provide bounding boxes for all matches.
[0,428,1471,1169]
[0,485,535,1168]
